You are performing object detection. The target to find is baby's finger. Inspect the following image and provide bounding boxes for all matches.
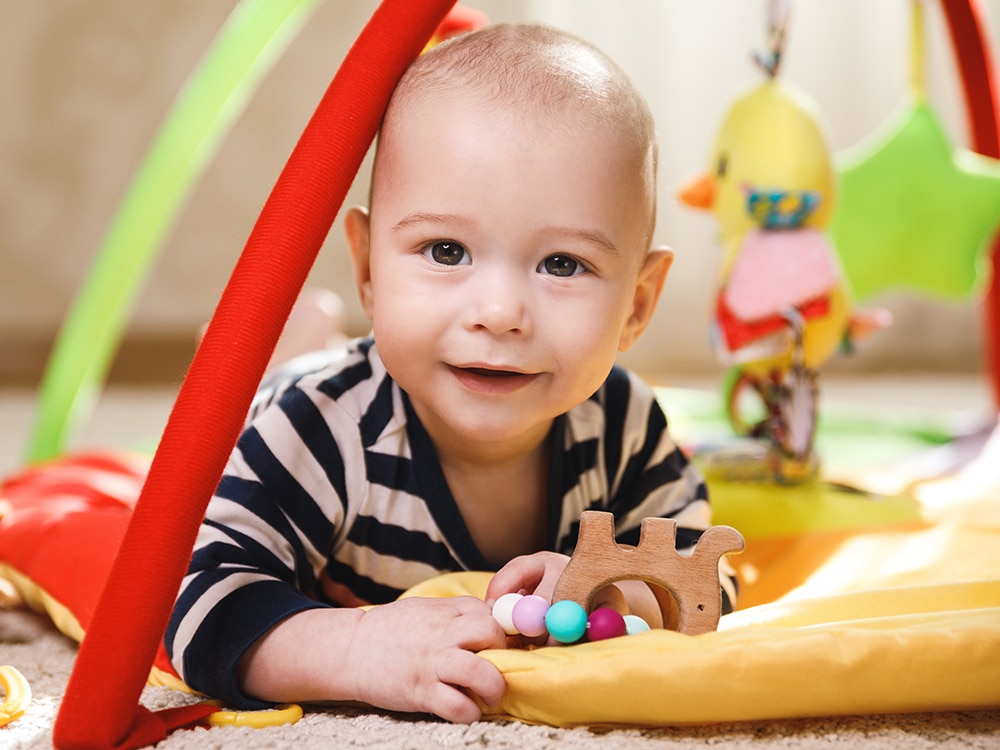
[447,608,507,652]
[484,555,546,605]
[423,680,484,724]
[437,651,506,709]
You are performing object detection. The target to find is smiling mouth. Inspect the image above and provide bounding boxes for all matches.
[449,365,539,394]
[463,367,522,377]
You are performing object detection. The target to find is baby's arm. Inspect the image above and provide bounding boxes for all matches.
[238,596,507,723]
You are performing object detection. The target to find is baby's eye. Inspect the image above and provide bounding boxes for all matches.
[538,254,585,277]
[423,241,469,266]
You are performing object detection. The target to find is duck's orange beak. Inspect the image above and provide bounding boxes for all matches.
[678,172,716,210]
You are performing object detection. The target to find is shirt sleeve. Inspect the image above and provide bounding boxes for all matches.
[165,379,352,709]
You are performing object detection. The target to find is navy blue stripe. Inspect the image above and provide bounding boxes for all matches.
[277,387,349,520]
[316,346,373,401]
[214,478,318,590]
[364,451,422,494]
[402,393,487,570]
[558,436,599,497]
[191,530,297,586]
[600,367,630,497]
[235,427,336,559]
[347,514,460,570]
[616,446,700,519]
[324,557,408,605]
[607,393,665,516]
[359,374,396,448]
[182,580,327,709]
[166,561,238,662]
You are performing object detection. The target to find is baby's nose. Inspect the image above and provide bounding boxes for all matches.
[467,271,529,334]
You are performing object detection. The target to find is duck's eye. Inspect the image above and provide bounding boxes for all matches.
[716,153,729,179]
[423,241,469,265]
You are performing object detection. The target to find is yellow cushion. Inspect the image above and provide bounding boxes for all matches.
[402,503,1000,726]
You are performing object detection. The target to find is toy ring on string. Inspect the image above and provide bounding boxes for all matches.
[0,665,31,728]
[203,701,303,729]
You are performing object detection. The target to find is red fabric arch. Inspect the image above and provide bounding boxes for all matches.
[941,0,1000,410]
[52,2,457,747]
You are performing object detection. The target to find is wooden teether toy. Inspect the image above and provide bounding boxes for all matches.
[554,510,745,636]
[491,511,744,643]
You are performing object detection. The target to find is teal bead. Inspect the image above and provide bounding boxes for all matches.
[545,600,588,643]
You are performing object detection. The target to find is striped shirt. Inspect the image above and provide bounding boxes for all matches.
[166,337,723,708]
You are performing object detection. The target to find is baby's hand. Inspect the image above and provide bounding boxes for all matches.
[486,552,627,612]
[343,596,507,723]
[485,551,571,606]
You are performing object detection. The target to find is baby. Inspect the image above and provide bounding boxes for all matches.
[167,22,733,724]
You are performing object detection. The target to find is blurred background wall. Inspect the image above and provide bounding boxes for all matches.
[2,0,997,386]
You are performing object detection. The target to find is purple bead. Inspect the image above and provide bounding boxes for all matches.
[511,594,549,637]
[586,607,627,641]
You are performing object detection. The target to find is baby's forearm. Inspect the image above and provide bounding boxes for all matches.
[237,607,365,704]
[235,596,506,723]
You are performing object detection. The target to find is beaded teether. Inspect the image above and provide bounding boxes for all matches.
[492,593,644,644]
[492,511,745,644]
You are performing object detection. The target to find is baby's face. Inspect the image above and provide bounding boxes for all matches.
[360,88,656,455]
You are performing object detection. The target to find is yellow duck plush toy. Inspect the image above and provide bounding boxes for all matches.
[681,79,851,375]
[679,14,888,475]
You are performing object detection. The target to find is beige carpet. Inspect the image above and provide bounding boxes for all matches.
[2,607,998,749]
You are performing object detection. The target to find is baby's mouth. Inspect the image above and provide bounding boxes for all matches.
[449,365,539,394]
[463,367,521,378]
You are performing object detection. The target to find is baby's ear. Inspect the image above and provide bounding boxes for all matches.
[345,206,374,318]
[618,247,673,351]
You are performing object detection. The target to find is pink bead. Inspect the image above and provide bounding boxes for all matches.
[586,607,627,641]
[511,594,549,638]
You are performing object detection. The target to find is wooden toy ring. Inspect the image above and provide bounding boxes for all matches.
[551,511,745,635]
[0,665,31,727]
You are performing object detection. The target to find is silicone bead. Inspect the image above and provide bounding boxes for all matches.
[545,600,588,644]
[623,614,651,635]
[511,594,549,638]
[586,607,627,641]
[492,593,523,635]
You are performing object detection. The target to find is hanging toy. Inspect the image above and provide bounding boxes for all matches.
[678,0,889,481]
[492,511,744,644]
[830,0,1000,302]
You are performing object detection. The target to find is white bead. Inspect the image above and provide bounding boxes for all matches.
[491,593,523,635]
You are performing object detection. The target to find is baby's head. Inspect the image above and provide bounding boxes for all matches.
[346,24,672,451]
[375,23,658,244]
